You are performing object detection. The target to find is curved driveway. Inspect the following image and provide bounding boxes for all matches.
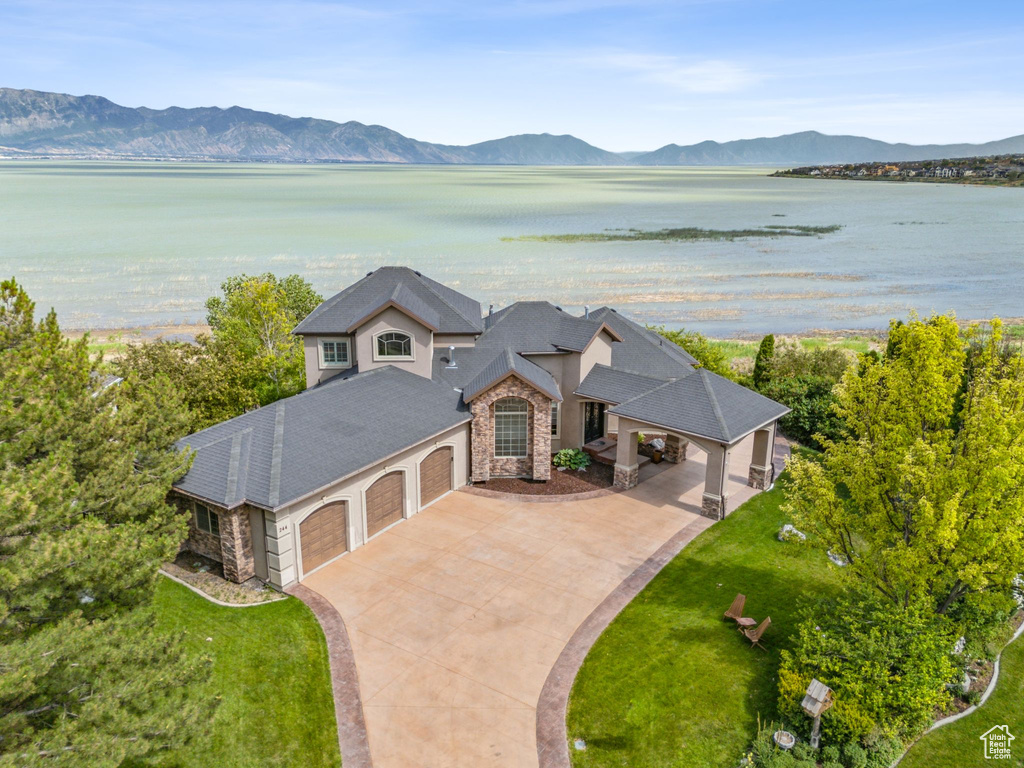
[302,436,760,768]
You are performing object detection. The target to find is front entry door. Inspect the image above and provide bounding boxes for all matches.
[584,402,606,444]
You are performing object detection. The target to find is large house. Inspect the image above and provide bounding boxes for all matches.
[171,267,788,589]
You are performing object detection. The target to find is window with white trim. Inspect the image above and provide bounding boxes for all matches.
[550,401,559,437]
[376,331,413,359]
[494,397,529,458]
[320,338,351,368]
[195,503,221,536]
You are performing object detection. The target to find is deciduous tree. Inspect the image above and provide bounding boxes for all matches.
[654,326,734,379]
[784,315,1024,618]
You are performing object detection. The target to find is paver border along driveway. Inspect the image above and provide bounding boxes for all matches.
[301,435,762,768]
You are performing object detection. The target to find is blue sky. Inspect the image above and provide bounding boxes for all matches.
[2,0,1022,150]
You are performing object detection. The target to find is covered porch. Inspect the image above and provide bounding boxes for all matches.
[595,416,780,520]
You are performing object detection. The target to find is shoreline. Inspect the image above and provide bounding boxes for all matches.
[67,317,1021,347]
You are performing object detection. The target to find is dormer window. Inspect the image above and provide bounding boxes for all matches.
[375,331,414,360]
[319,339,351,368]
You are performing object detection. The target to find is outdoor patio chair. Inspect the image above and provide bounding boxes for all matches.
[743,617,771,650]
[724,593,746,622]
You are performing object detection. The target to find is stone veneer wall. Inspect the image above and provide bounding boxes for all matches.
[663,435,687,464]
[747,463,772,490]
[470,376,553,482]
[177,494,256,584]
[220,507,256,583]
[185,520,221,562]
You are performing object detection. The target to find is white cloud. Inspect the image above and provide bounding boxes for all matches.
[591,52,760,93]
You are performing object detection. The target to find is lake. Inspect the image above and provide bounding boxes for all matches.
[1,161,1020,336]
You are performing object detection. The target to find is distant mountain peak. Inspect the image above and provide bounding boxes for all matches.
[1,88,1021,165]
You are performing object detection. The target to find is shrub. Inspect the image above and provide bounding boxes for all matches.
[842,742,868,768]
[791,742,814,761]
[864,736,903,767]
[773,343,852,381]
[822,763,844,768]
[821,744,841,763]
[753,342,855,449]
[777,591,957,743]
[759,375,844,450]
[553,448,591,470]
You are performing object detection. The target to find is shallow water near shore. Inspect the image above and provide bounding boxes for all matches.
[1,161,1020,335]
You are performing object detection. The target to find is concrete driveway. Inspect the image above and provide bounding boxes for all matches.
[302,436,759,768]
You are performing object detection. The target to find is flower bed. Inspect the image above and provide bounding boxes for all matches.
[473,460,614,496]
[163,551,284,605]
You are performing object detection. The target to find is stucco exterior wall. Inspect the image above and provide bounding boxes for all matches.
[526,353,567,451]
[435,333,479,348]
[266,421,470,587]
[354,306,434,378]
[302,334,354,388]
[580,331,613,380]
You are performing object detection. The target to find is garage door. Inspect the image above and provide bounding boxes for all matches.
[420,447,453,507]
[299,501,348,574]
[366,472,404,538]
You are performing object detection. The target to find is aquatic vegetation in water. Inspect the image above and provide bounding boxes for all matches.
[503,224,842,243]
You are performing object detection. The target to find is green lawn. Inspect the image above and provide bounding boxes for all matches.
[566,471,842,768]
[709,336,876,366]
[900,630,1024,768]
[131,578,340,768]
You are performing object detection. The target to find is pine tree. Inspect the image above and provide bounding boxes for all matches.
[752,333,775,390]
[0,280,213,766]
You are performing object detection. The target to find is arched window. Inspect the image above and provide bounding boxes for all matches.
[494,397,528,458]
[376,331,412,359]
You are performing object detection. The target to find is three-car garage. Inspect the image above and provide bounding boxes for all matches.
[289,426,466,580]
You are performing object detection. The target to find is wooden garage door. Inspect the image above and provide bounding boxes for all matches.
[366,472,404,538]
[420,447,453,507]
[299,501,348,574]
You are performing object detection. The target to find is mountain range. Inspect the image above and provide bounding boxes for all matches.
[2,88,1022,166]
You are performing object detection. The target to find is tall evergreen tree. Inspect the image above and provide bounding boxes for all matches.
[752,333,775,389]
[0,280,212,766]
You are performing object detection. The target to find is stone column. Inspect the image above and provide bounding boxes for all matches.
[470,401,491,483]
[613,423,640,489]
[533,400,553,480]
[701,444,731,520]
[747,425,776,490]
[220,508,256,583]
[663,434,687,463]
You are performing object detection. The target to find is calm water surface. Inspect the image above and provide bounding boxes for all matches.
[1,162,1021,335]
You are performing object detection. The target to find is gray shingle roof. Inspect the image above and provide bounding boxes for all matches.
[477,301,617,353]
[461,348,562,402]
[173,366,469,510]
[608,369,789,443]
[294,266,483,335]
[588,306,697,377]
[344,282,440,332]
[575,364,676,404]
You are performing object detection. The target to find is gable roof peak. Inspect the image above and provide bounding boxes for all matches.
[293,266,482,335]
